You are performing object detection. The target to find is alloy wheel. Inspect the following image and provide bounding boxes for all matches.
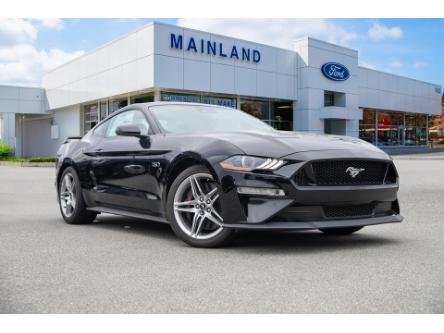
[59,173,77,218]
[173,173,224,240]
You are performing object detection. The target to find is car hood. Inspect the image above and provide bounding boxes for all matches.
[202,131,389,159]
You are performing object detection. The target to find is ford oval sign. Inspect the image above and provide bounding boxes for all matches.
[321,62,350,81]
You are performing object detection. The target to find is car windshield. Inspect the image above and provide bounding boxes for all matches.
[150,104,275,134]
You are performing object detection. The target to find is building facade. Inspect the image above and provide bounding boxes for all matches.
[0,22,442,157]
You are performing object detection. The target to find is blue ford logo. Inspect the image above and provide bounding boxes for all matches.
[321,62,350,81]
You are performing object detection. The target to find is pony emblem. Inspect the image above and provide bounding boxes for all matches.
[346,166,365,178]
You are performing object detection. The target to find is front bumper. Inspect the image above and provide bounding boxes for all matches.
[214,153,402,230]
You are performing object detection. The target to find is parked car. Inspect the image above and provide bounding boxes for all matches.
[56,102,402,247]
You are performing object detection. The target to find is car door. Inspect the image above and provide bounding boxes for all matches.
[89,109,158,213]
[120,110,168,217]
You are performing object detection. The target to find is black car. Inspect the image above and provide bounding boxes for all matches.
[56,102,402,247]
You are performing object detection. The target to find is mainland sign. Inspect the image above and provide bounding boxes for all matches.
[170,33,261,63]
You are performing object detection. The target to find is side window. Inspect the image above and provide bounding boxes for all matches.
[92,120,109,137]
[105,110,150,137]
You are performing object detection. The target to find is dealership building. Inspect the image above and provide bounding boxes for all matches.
[0,22,442,157]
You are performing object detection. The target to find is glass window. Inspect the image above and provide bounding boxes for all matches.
[377,112,404,146]
[324,91,345,107]
[99,101,108,120]
[130,93,154,104]
[201,95,237,108]
[92,120,108,137]
[271,101,293,131]
[150,104,274,134]
[106,110,149,137]
[161,92,201,103]
[240,98,270,121]
[82,103,99,134]
[324,92,335,107]
[405,113,427,145]
[430,113,444,145]
[359,110,376,144]
[109,99,128,114]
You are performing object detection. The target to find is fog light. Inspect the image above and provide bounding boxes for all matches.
[237,187,285,197]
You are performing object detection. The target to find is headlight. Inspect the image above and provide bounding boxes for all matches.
[220,155,285,172]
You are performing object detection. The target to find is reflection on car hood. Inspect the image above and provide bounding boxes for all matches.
[202,131,388,159]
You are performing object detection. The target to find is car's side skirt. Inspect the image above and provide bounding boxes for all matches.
[87,206,169,224]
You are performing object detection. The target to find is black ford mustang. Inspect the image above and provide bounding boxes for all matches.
[56,102,402,247]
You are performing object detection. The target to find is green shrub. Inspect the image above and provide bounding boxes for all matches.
[27,157,57,163]
[0,140,12,158]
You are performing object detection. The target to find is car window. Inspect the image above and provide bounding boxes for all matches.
[105,110,150,137]
[150,104,274,134]
[92,120,108,137]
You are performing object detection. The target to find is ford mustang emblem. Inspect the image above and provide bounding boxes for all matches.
[346,166,365,178]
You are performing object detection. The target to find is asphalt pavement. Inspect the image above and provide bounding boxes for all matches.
[1,158,444,313]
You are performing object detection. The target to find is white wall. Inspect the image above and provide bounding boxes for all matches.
[19,105,80,157]
[0,85,46,115]
[293,37,361,137]
[358,67,442,115]
[0,85,47,152]
[43,25,155,109]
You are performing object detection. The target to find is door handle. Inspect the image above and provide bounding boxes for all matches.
[84,148,103,156]
[124,164,146,175]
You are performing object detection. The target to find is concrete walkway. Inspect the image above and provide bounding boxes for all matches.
[392,152,444,160]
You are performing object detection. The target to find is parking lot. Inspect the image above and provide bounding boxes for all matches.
[1,157,444,313]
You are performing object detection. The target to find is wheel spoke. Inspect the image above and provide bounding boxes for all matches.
[174,200,196,214]
[66,202,72,213]
[174,200,196,207]
[210,193,219,204]
[189,177,199,199]
[207,213,222,227]
[65,176,73,191]
[192,176,204,197]
[175,207,196,213]
[190,213,199,235]
[212,209,223,223]
[194,215,205,237]
[206,187,217,198]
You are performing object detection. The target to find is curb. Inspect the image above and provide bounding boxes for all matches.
[0,161,55,168]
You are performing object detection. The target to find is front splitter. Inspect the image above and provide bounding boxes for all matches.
[222,214,403,230]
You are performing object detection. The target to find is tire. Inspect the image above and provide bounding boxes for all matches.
[58,166,97,224]
[319,226,363,235]
[166,165,234,248]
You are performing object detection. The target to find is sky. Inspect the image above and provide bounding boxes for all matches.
[0,18,443,87]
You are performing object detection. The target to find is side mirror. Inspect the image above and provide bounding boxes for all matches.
[116,125,144,138]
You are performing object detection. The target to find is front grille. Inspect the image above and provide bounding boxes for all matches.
[294,159,397,186]
[323,204,374,219]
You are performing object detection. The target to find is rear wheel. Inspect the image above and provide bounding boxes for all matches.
[58,166,97,224]
[166,165,233,248]
[319,226,363,235]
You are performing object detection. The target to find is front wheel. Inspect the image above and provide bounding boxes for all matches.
[166,165,234,248]
[58,166,97,224]
[319,226,363,235]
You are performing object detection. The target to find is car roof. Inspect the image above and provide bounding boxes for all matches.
[132,101,237,111]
